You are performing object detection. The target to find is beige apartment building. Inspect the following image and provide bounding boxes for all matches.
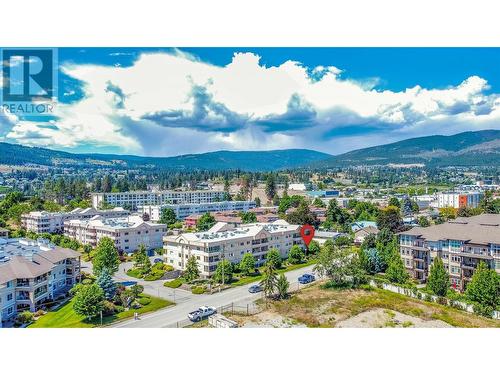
[0,238,81,326]
[163,220,304,277]
[64,214,167,254]
[399,214,500,291]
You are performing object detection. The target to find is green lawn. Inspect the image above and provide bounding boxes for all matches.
[30,294,174,328]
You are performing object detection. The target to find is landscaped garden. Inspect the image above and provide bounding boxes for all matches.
[125,245,173,281]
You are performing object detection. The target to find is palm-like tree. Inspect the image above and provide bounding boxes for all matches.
[259,263,278,301]
[276,273,290,300]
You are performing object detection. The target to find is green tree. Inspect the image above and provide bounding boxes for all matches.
[213,260,233,284]
[239,253,256,276]
[130,284,144,299]
[260,263,278,299]
[133,244,151,275]
[265,248,282,269]
[388,197,400,208]
[288,244,305,264]
[286,200,319,226]
[265,174,276,202]
[196,212,216,231]
[240,211,257,224]
[184,256,200,283]
[159,208,177,226]
[95,268,117,300]
[427,257,449,296]
[307,240,321,255]
[276,273,290,300]
[312,197,326,208]
[439,207,457,220]
[254,197,261,207]
[73,283,105,321]
[418,216,430,227]
[465,261,500,317]
[377,206,404,233]
[314,240,365,287]
[92,237,120,276]
[386,254,409,284]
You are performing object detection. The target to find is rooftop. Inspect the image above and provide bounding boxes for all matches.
[66,214,166,230]
[400,214,500,245]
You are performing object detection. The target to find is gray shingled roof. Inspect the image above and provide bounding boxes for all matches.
[400,214,500,245]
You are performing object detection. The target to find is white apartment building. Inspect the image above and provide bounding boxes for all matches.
[91,190,226,210]
[64,215,167,254]
[21,207,129,234]
[435,191,483,209]
[163,219,304,277]
[0,238,81,326]
[139,200,256,221]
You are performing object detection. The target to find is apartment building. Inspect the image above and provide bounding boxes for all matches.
[91,190,226,210]
[21,207,129,234]
[138,200,256,221]
[163,219,304,277]
[64,215,167,254]
[399,214,500,291]
[436,191,483,209]
[0,238,81,325]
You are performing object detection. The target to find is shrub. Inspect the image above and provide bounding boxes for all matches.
[102,300,117,316]
[144,269,165,281]
[114,305,125,313]
[126,268,143,279]
[130,284,144,298]
[138,297,151,306]
[191,286,206,295]
[131,302,141,309]
[16,311,34,325]
[164,278,183,288]
[82,278,93,285]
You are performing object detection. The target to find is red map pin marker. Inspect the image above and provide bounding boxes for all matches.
[300,224,315,247]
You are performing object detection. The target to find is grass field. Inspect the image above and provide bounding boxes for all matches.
[30,294,174,328]
[254,283,500,328]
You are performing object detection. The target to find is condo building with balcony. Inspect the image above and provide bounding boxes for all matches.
[435,191,483,209]
[64,215,167,254]
[399,214,500,291]
[91,190,226,210]
[21,207,129,234]
[138,200,256,221]
[163,220,304,278]
[0,238,81,326]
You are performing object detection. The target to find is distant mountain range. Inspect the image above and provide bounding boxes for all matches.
[0,143,330,171]
[311,130,500,168]
[0,130,498,171]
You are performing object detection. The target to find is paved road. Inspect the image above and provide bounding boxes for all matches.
[111,264,317,328]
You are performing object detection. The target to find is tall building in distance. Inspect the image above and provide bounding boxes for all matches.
[435,191,483,209]
[138,200,256,221]
[399,214,500,291]
[91,190,226,210]
[163,220,304,278]
[64,215,167,253]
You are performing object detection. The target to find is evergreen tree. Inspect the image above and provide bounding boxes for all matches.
[377,206,404,233]
[260,263,278,299]
[159,208,177,226]
[265,174,276,202]
[92,237,120,276]
[427,257,450,296]
[276,273,290,300]
[184,256,200,283]
[466,261,500,317]
[133,244,151,275]
[96,268,117,300]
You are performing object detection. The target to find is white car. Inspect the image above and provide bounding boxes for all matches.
[187,306,217,322]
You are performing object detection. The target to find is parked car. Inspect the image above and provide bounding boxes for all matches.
[298,273,315,284]
[248,284,262,293]
[153,258,163,264]
[187,306,217,322]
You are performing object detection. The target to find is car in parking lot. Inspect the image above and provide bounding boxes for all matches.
[248,284,262,293]
[298,273,315,284]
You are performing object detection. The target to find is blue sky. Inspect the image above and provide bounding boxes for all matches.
[2,47,500,156]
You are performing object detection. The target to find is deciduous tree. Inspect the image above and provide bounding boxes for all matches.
[73,283,105,321]
[92,237,120,276]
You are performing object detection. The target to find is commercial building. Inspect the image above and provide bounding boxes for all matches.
[64,215,167,254]
[436,191,483,209]
[163,220,304,277]
[138,200,256,221]
[91,190,226,210]
[399,214,500,291]
[0,238,81,325]
[21,207,129,234]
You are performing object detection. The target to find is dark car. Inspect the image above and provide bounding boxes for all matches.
[248,284,262,293]
[153,258,163,264]
[298,274,315,284]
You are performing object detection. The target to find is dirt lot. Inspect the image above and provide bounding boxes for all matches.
[230,283,500,328]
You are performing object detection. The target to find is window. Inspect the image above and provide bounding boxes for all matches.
[7,293,13,301]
